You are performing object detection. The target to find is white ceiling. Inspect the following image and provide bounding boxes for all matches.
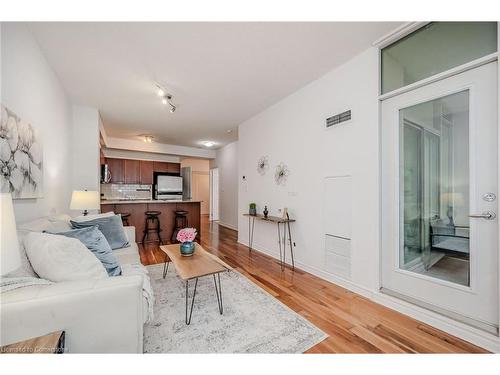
[28,22,401,149]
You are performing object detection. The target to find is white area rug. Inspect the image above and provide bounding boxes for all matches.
[144,263,327,353]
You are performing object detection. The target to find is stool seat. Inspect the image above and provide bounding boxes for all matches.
[145,210,161,216]
[175,210,188,215]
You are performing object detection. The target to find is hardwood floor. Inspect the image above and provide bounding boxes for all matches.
[138,216,488,353]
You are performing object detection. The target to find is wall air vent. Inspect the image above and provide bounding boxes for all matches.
[326,110,351,128]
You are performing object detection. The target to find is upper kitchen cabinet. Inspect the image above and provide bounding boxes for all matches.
[168,162,181,174]
[106,158,124,184]
[140,160,154,184]
[153,161,169,173]
[104,158,181,184]
[153,161,181,174]
[124,159,141,184]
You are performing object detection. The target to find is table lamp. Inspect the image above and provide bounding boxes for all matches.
[70,190,100,216]
[1,193,21,276]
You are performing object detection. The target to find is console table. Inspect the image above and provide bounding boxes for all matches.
[243,213,296,271]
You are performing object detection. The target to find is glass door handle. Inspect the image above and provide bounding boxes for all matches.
[469,211,496,220]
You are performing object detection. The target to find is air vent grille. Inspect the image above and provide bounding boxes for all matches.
[326,110,351,128]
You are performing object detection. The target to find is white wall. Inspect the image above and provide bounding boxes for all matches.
[1,23,73,222]
[237,48,380,291]
[180,158,210,172]
[215,141,239,230]
[71,106,100,192]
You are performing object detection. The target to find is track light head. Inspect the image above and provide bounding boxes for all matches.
[156,85,177,113]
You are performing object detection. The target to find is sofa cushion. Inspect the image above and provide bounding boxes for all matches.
[113,242,141,265]
[24,232,108,282]
[71,215,129,250]
[50,226,122,277]
[72,211,115,223]
[17,216,71,234]
[9,216,73,278]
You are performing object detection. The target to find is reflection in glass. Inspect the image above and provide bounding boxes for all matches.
[400,90,470,286]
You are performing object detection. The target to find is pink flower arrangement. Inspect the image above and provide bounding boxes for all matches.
[176,227,197,243]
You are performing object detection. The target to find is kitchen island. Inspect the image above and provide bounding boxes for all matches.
[101,200,202,244]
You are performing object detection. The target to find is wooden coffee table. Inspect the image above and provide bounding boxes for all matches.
[160,243,231,325]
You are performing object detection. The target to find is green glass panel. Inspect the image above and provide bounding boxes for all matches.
[382,22,497,94]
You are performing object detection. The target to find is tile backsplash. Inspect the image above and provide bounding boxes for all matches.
[101,184,152,200]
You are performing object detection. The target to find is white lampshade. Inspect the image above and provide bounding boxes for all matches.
[70,190,100,211]
[1,193,21,276]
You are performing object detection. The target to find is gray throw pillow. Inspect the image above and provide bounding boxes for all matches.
[71,215,129,250]
[50,226,122,276]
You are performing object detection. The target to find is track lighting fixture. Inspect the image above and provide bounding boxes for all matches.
[162,94,176,113]
[155,84,177,113]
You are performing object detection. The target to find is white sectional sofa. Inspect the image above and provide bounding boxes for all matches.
[0,216,150,353]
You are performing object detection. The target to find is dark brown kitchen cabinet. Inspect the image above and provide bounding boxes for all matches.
[106,158,124,184]
[153,161,169,173]
[168,162,181,174]
[124,159,140,184]
[153,161,180,174]
[140,160,154,184]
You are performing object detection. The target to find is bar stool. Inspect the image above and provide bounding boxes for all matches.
[142,211,163,245]
[172,210,189,243]
[120,213,130,226]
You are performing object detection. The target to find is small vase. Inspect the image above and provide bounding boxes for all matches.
[180,241,196,257]
[249,208,257,216]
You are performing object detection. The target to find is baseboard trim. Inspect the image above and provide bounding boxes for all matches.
[217,221,238,231]
[237,239,500,352]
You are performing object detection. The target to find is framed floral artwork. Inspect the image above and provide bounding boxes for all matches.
[1,104,43,199]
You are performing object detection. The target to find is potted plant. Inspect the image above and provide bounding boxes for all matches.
[249,203,257,216]
[176,227,197,256]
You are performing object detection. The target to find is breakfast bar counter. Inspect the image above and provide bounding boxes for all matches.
[101,199,202,205]
[101,200,202,244]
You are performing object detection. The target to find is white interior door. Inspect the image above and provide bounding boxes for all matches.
[381,62,498,331]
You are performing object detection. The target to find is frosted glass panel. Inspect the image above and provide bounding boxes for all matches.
[382,22,497,94]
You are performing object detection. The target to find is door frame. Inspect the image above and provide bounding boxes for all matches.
[374,23,500,349]
[209,167,219,222]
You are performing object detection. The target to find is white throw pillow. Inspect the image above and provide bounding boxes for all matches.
[24,232,108,282]
[72,211,115,223]
[17,215,72,234]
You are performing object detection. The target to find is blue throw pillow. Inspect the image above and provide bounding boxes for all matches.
[71,215,129,250]
[51,226,122,276]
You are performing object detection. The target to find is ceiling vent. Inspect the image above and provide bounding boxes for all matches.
[326,110,351,128]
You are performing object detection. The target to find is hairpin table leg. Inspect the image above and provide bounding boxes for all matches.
[213,273,223,314]
[287,221,295,270]
[277,222,284,271]
[185,278,199,325]
[162,256,170,279]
